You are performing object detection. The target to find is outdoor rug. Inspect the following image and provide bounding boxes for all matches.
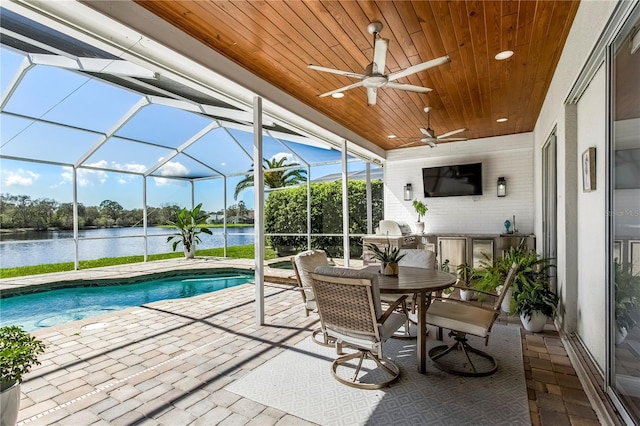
[226,324,529,426]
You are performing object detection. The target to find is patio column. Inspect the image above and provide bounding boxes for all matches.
[73,167,79,270]
[253,96,265,325]
[342,139,350,267]
[366,163,372,235]
[223,176,227,258]
[143,176,148,262]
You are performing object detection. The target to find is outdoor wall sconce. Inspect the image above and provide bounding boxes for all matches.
[497,177,507,197]
[404,183,413,201]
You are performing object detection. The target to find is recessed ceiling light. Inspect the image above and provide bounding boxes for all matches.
[495,50,514,60]
[423,106,431,113]
[387,134,397,139]
[331,92,345,98]
[496,117,508,123]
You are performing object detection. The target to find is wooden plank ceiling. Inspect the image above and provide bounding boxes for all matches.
[134,0,580,151]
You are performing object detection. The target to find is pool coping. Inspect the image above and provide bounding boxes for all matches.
[0,256,298,296]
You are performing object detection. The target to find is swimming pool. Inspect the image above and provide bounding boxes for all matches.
[268,260,293,270]
[0,271,253,331]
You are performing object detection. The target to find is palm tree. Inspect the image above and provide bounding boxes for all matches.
[234,157,307,199]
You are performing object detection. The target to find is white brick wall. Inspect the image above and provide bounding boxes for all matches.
[384,133,534,235]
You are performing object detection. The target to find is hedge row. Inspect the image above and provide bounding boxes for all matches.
[264,180,383,257]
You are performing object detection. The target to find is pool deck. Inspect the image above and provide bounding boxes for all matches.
[0,257,300,295]
[1,258,604,426]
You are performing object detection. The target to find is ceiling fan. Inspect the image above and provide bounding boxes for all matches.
[308,22,449,106]
[398,107,467,148]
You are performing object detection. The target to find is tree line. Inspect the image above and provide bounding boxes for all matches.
[0,194,250,230]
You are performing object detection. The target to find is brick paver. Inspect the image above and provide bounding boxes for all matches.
[4,259,605,425]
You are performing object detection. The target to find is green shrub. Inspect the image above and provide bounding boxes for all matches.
[265,180,383,256]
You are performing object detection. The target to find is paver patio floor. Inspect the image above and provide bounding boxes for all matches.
[1,258,602,425]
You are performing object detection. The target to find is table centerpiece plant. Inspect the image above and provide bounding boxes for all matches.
[365,238,406,276]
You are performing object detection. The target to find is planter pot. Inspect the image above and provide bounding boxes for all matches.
[499,286,514,313]
[615,325,628,345]
[414,222,425,234]
[183,245,196,259]
[460,288,474,301]
[380,263,399,276]
[520,311,548,333]
[1,381,20,426]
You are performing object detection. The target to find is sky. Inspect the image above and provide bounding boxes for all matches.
[0,46,376,212]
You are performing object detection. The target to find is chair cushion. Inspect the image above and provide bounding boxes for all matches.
[398,249,436,269]
[313,266,382,318]
[327,313,406,350]
[426,300,497,338]
[293,250,328,301]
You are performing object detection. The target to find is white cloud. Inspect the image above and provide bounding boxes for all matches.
[154,161,189,186]
[111,161,147,174]
[271,152,294,163]
[110,161,146,184]
[61,161,108,187]
[2,168,40,187]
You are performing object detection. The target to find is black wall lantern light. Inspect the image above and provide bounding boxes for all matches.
[404,183,413,201]
[497,177,507,197]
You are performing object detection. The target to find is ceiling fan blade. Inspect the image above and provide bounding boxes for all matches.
[319,81,364,98]
[438,137,468,142]
[437,128,466,139]
[367,87,377,106]
[372,38,388,74]
[308,64,366,80]
[420,127,433,138]
[387,55,450,81]
[384,82,432,93]
[397,141,421,148]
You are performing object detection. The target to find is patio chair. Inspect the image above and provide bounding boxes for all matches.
[311,266,407,389]
[426,262,518,377]
[380,249,437,338]
[291,250,331,345]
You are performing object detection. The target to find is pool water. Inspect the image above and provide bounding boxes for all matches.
[268,261,293,270]
[0,273,253,331]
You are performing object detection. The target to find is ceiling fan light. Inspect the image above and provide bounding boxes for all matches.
[495,50,514,60]
[331,92,345,98]
[496,117,508,123]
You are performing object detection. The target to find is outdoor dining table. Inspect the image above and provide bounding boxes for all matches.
[364,265,457,374]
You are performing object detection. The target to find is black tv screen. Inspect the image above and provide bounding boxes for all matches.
[422,163,483,197]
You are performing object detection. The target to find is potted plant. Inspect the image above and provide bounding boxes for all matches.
[412,199,428,234]
[514,279,558,332]
[456,263,478,301]
[614,261,640,344]
[1,326,45,426]
[166,203,213,259]
[476,246,554,313]
[364,239,406,276]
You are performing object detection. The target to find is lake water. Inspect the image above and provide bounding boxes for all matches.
[0,227,254,268]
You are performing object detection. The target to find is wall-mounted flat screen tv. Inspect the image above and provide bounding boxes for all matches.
[422,163,483,197]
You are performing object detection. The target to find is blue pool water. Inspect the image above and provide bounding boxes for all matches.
[0,272,253,331]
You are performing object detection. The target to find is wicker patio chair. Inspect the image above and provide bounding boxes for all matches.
[291,250,332,345]
[426,262,519,376]
[310,266,407,389]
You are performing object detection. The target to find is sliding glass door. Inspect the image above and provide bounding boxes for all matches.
[610,5,640,423]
